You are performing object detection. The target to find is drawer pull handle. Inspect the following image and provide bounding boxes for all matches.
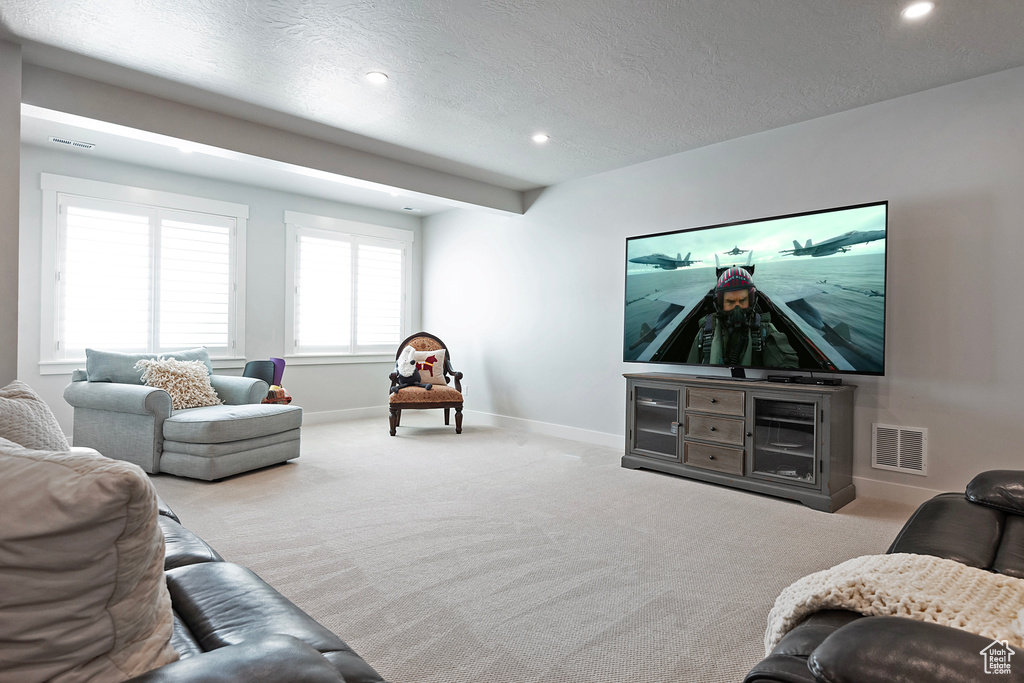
[708,454,716,460]
[709,426,717,432]
[710,398,717,403]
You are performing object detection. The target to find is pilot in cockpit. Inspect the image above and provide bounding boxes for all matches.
[686,267,798,368]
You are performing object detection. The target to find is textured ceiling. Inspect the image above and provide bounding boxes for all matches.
[3,0,1024,190]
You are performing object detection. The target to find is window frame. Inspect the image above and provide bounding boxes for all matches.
[38,173,248,374]
[284,210,414,364]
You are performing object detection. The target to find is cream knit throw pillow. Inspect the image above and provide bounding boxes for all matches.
[765,552,1024,655]
[134,358,222,410]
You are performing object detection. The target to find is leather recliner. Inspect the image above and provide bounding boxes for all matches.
[745,470,1024,683]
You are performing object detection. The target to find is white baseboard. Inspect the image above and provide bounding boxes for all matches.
[464,410,621,449]
[303,405,388,425]
[304,406,621,447]
[302,408,942,507]
[852,475,943,507]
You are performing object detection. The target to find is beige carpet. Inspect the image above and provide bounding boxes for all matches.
[150,413,917,683]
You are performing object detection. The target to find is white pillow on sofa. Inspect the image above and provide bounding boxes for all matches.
[0,438,178,682]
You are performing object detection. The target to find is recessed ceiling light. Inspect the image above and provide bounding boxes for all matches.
[366,72,389,84]
[532,133,550,144]
[901,2,934,19]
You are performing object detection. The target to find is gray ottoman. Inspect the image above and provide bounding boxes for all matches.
[160,404,303,480]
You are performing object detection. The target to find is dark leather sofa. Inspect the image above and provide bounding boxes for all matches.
[127,497,388,683]
[745,470,1024,683]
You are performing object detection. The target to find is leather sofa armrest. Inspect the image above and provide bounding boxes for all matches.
[209,375,268,405]
[808,617,1016,683]
[64,380,172,418]
[966,470,1024,514]
[124,635,346,683]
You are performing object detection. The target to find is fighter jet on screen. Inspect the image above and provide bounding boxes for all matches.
[779,229,886,257]
[628,251,702,270]
[721,245,750,255]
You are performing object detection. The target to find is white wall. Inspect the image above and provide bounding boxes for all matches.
[19,145,422,432]
[0,41,21,384]
[422,65,1024,503]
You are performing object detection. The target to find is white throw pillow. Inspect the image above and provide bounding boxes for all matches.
[413,349,447,385]
[135,358,222,410]
[0,380,70,451]
[0,439,178,681]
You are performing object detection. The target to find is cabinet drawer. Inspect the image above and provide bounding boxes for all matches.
[684,442,744,475]
[685,414,745,446]
[686,387,745,416]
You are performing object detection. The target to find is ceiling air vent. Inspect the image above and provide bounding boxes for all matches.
[872,424,927,475]
[49,136,95,150]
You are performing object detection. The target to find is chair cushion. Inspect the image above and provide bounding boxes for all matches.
[0,440,177,681]
[0,380,70,451]
[86,347,212,384]
[163,404,303,444]
[413,348,447,385]
[389,385,462,404]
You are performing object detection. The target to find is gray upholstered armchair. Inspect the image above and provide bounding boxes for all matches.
[64,349,303,480]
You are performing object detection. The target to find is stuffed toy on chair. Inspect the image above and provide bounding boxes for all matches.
[391,345,433,394]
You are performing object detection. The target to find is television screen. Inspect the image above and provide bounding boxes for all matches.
[624,201,887,375]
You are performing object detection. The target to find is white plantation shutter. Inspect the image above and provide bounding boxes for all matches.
[159,214,233,352]
[295,234,352,353]
[51,190,241,361]
[356,243,404,350]
[60,202,152,354]
[287,215,411,356]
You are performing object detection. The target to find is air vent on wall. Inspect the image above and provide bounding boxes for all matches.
[872,424,927,475]
[49,136,95,150]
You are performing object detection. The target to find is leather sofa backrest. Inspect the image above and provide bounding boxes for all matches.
[888,490,1024,579]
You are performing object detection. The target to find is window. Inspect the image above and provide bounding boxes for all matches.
[285,211,413,357]
[40,174,247,366]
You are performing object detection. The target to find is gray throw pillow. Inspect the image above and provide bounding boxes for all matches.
[0,440,178,680]
[86,348,213,384]
[0,380,70,451]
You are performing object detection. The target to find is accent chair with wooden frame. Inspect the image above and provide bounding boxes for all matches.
[389,332,463,435]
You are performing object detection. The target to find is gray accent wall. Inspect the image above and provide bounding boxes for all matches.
[0,41,21,385]
[19,146,422,432]
[420,65,1024,503]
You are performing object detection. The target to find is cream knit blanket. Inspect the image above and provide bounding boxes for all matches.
[765,553,1024,655]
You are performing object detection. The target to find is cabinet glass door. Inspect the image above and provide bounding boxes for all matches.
[752,398,817,486]
[633,386,679,460]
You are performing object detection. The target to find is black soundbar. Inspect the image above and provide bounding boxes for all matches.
[766,375,843,386]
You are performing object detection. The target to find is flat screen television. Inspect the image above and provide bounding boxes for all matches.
[624,201,887,377]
